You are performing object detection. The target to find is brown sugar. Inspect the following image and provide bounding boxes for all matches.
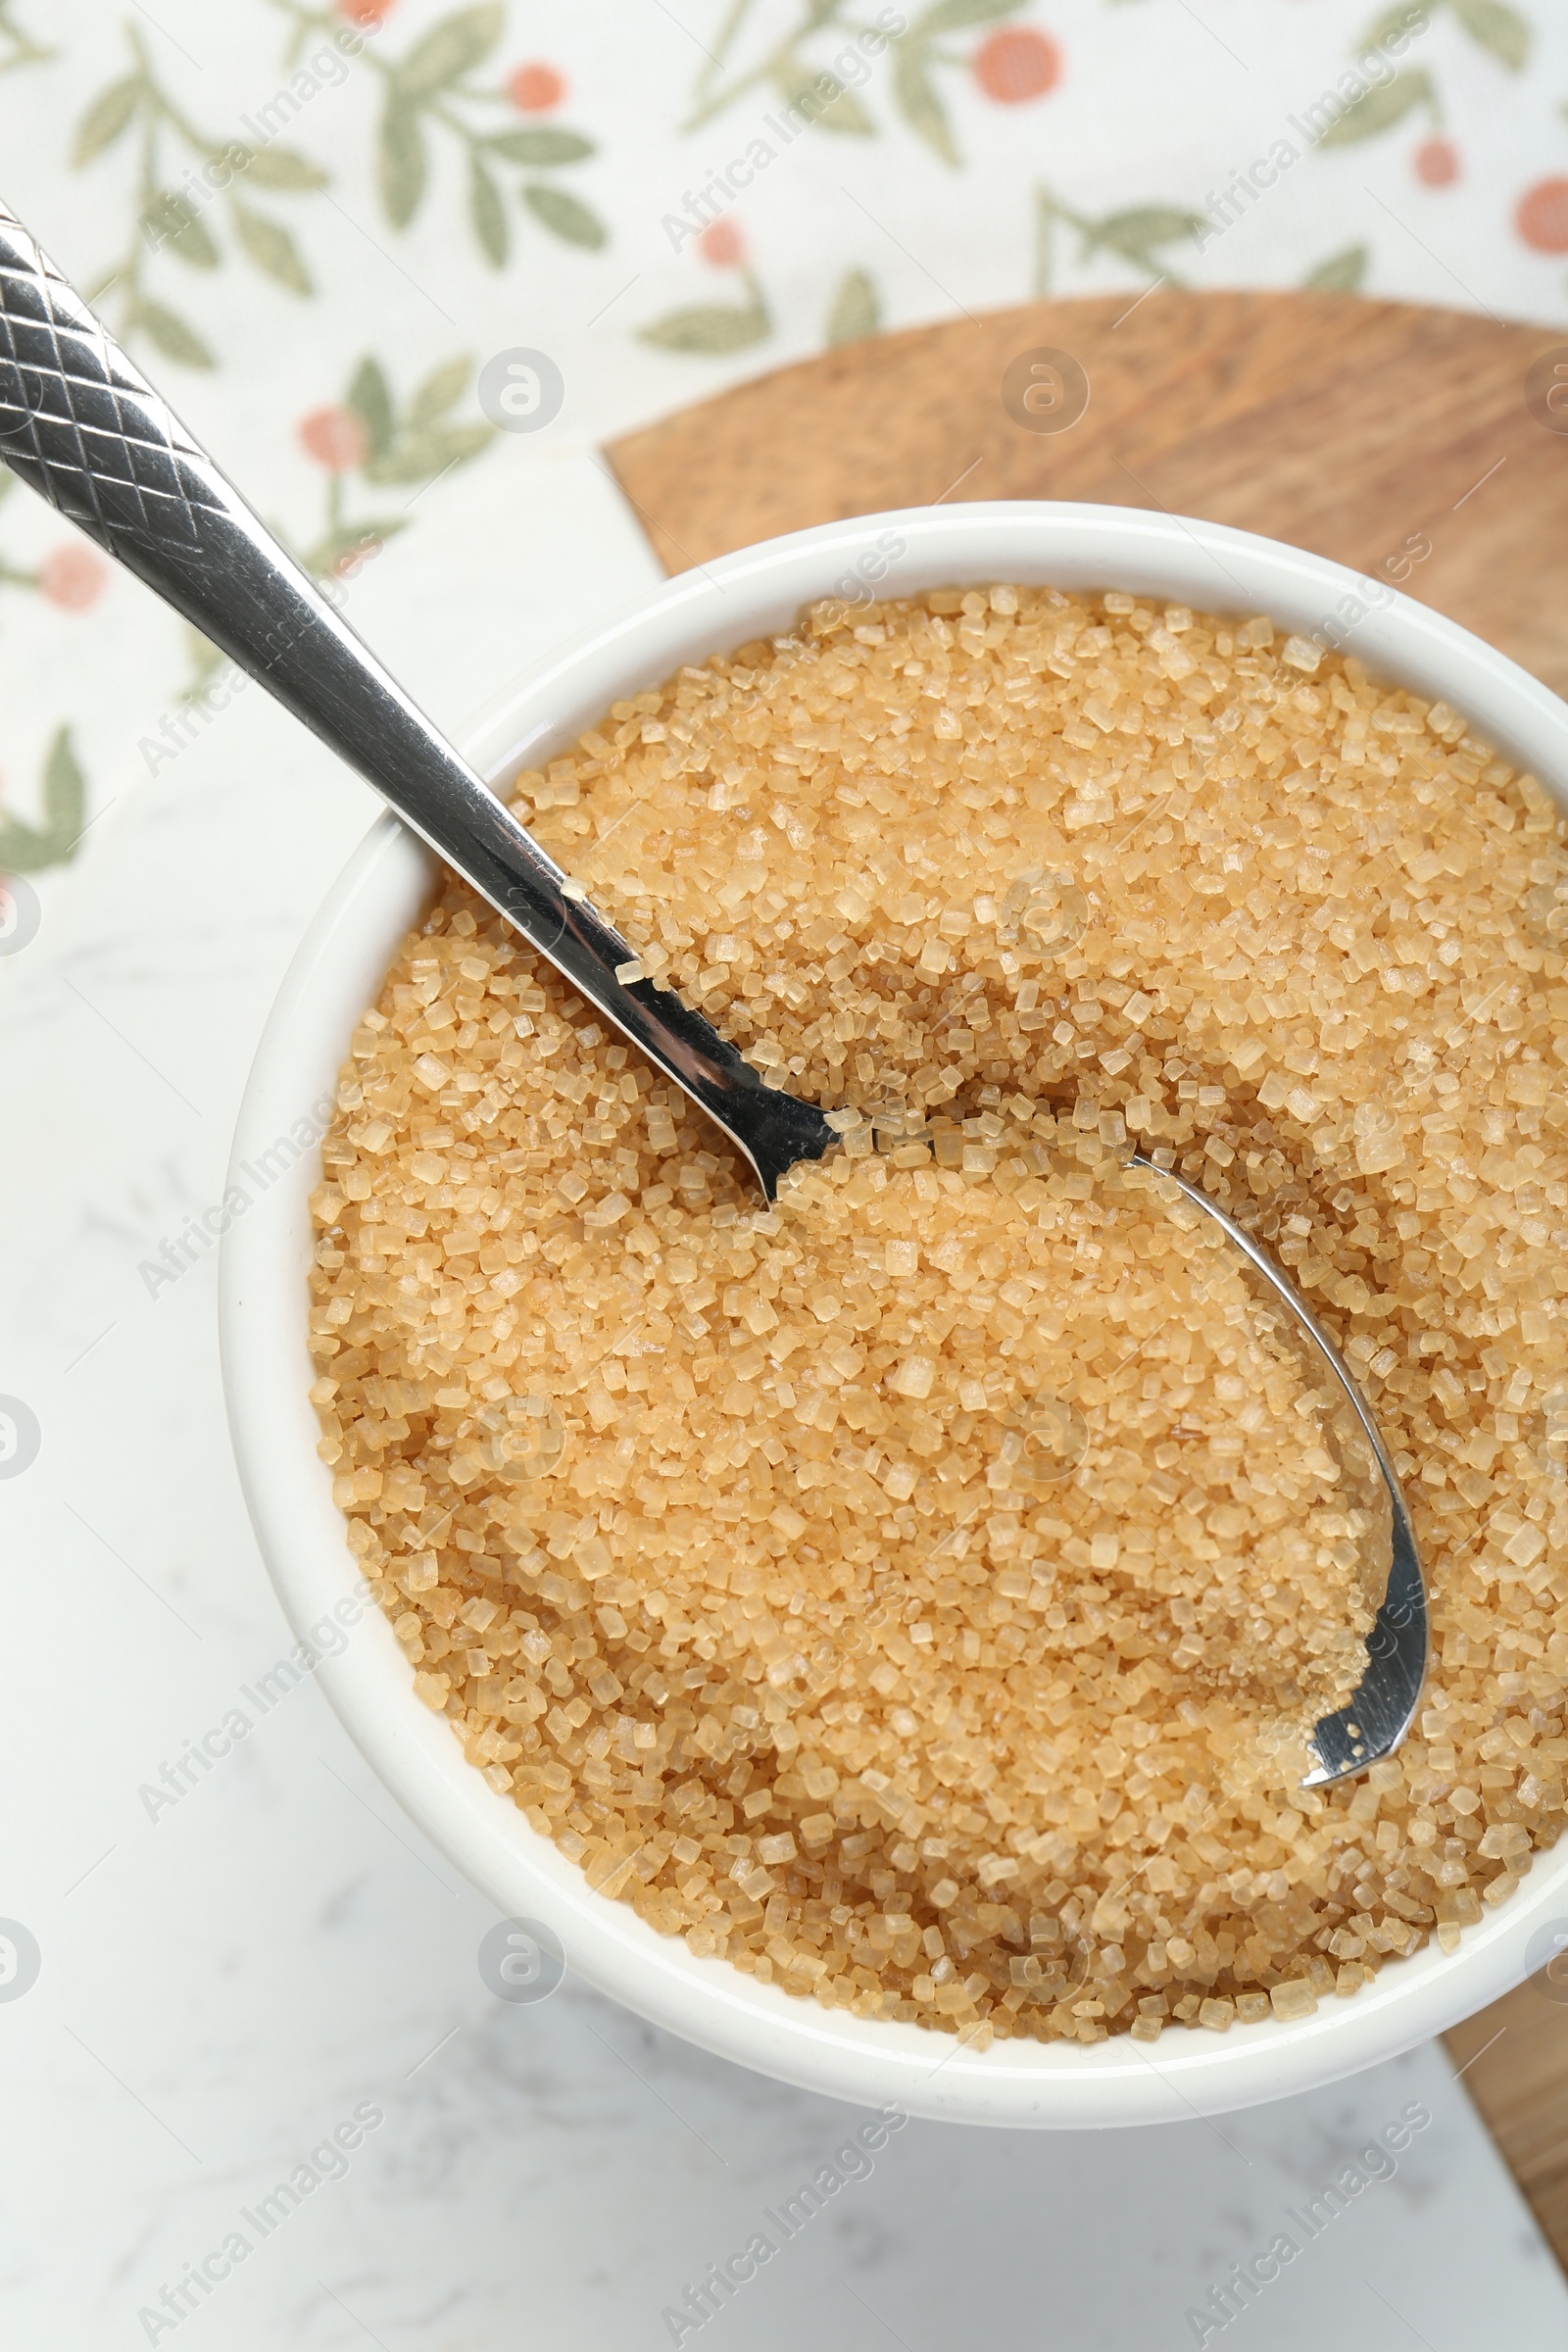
[308,585,1568,2045]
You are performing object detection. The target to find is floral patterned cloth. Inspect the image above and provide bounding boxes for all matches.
[2,0,1567,878]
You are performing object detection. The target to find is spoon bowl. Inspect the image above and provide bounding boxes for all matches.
[1131,1154,1428,1787]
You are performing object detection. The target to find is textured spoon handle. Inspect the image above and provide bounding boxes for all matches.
[0,222,220,563]
[0,199,528,844]
[0,200,832,1195]
[0,198,830,1197]
[0,198,569,855]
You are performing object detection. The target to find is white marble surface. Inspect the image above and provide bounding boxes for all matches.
[3,450,1567,2351]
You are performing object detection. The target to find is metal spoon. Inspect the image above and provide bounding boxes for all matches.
[0,200,1426,1782]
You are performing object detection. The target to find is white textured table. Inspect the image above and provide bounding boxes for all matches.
[2,450,1565,2351]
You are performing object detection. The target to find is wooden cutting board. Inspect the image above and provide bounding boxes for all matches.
[611,287,1568,697]
[608,286,1568,2255]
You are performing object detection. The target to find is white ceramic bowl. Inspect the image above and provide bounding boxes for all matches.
[221,502,1568,2127]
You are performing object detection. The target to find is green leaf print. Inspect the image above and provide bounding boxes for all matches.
[129,299,216,370]
[639,283,774,356]
[396,5,505,101]
[1035,188,1207,291]
[1449,0,1530,71]
[346,358,397,462]
[521,183,608,249]
[468,146,509,267]
[143,193,220,271]
[238,145,329,191]
[229,200,313,295]
[1355,2,1431,44]
[409,355,474,429]
[1093,207,1204,269]
[891,45,958,166]
[1314,68,1437,145]
[771,59,875,136]
[1301,243,1370,292]
[485,126,596,167]
[379,95,429,227]
[0,729,86,874]
[72,74,141,167]
[0,0,52,74]
[825,268,881,344]
[910,0,1019,31]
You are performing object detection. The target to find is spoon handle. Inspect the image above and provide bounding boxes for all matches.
[0,199,829,1198]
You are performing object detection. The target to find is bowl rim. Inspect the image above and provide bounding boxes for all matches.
[220,498,1568,2128]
